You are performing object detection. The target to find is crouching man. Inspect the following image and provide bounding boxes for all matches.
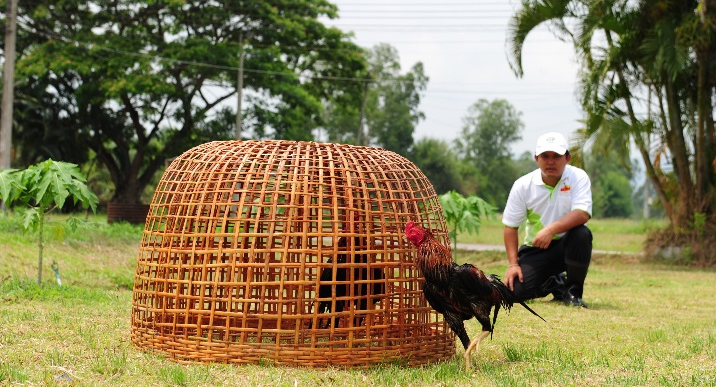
[502,132,592,308]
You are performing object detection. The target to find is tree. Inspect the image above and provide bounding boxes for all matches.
[409,138,462,194]
[453,99,523,208]
[365,45,428,156]
[583,152,634,218]
[12,1,366,205]
[0,160,98,284]
[508,0,716,262]
[323,43,428,156]
[513,150,538,177]
[11,74,91,168]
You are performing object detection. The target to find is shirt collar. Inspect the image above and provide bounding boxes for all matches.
[531,169,546,185]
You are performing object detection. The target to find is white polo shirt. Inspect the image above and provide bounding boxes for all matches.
[502,165,592,246]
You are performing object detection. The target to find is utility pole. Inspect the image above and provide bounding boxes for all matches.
[235,33,245,140]
[1,0,18,170]
[356,75,370,146]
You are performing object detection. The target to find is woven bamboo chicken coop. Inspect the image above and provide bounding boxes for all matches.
[130,140,454,368]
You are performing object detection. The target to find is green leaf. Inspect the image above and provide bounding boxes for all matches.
[17,160,97,211]
[72,183,99,212]
[439,190,496,248]
[52,223,66,242]
[21,207,40,232]
[65,217,83,233]
[0,169,23,205]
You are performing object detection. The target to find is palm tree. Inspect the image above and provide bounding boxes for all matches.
[507,0,716,238]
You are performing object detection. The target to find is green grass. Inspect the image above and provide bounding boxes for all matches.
[456,216,668,253]
[1,213,713,386]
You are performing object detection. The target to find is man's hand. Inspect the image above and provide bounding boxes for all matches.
[503,226,522,290]
[504,264,523,291]
[532,210,590,249]
[532,227,555,249]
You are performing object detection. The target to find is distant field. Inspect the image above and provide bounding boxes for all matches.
[456,216,668,253]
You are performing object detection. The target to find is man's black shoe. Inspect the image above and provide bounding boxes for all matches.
[539,272,567,299]
[560,285,588,308]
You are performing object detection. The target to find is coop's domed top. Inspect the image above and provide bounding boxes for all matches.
[130,140,453,367]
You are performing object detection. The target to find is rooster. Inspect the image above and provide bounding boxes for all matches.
[404,221,545,369]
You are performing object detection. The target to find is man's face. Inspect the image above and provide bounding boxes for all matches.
[534,151,570,182]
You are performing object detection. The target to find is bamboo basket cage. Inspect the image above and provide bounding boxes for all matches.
[130,140,454,368]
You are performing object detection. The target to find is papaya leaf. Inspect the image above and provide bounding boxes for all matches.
[439,190,497,256]
[21,207,40,233]
[52,223,66,242]
[0,168,23,205]
[65,216,84,233]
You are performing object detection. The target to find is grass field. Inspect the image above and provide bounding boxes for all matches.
[456,216,668,253]
[1,214,714,387]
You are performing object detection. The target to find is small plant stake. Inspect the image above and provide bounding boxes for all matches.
[51,260,62,286]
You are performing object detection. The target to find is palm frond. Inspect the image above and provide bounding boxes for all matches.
[507,0,574,77]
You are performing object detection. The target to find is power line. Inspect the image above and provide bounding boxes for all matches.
[19,23,449,86]
[20,23,572,93]
[427,88,570,95]
[16,20,576,99]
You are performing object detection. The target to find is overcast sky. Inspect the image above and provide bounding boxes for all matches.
[323,0,583,157]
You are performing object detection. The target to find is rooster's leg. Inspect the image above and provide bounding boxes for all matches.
[463,331,491,370]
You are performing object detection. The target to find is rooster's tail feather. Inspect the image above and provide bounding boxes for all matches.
[487,274,546,323]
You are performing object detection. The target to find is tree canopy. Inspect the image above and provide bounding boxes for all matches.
[10,0,367,204]
[322,43,428,156]
[453,98,523,209]
[583,152,635,218]
[409,138,462,194]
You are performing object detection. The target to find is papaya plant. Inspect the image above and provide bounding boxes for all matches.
[0,160,98,284]
[439,190,496,254]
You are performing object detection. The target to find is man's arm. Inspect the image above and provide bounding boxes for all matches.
[503,226,522,290]
[531,209,590,249]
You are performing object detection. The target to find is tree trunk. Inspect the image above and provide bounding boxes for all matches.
[108,175,150,224]
[695,48,711,210]
[664,78,695,229]
[635,136,674,221]
[603,31,677,224]
[112,176,145,205]
[37,210,44,285]
[695,1,716,214]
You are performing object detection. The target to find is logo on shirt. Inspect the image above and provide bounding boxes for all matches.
[560,185,571,192]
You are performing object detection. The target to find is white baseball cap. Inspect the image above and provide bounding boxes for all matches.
[535,132,568,156]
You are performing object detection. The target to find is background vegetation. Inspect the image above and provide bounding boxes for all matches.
[1,1,656,218]
[4,1,693,262]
